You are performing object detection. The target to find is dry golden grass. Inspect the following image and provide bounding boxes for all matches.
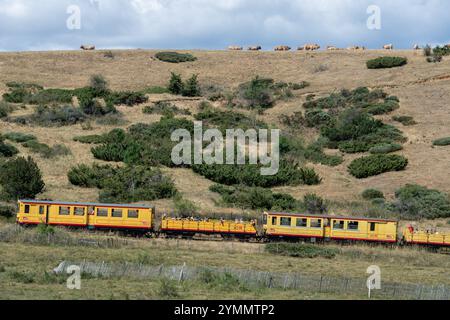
[0,49,449,214]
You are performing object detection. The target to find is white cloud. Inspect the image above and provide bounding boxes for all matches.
[0,0,448,51]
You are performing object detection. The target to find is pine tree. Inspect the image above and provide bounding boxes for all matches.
[168,72,184,95]
[182,74,201,97]
[0,156,45,200]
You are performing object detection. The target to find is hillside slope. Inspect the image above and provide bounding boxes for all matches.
[0,49,449,214]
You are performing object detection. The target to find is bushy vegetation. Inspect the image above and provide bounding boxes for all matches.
[209,184,301,211]
[390,184,450,219]
[0,101,16,118]
[425,45,450,63]
[68,164,177,203]
[281,137,343,167]
[433,137,450,146]
[0,156,45,200]
[266,243,339,259]
[362,189,385,200]
[167,73,201,97]
[155,52,197,63]
[0,135,19,157]
[348,154,408,178]
[366,57,408,69]
[143,101,191,116]
[9,105,86,127]
[0,205,15,218]
[369,143,403,154]
[3,132,36,143]
[194,161,321,188]
[392,116,417,126]
[303,193,328,214]
[22,140,71,159]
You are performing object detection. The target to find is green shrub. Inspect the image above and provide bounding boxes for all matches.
[0,156,45,200]
[369,143,403,154]
[36,223,55,235]
[266,243,339,259]
[392,116,417,126]
[305,109,332,127]
[10,105,87,127]
[0,205,15,218]
[391,184,450,219]
[89,75,109,95]
[433,137,450,146]
[98,166,177,203]
[73,135,105,144]
[174,195,198,216]
[68,164,115,188]
[304,193,327,214]
[155,52,197,63]
[193,161,321,188]
[0,101,16,118]
[279,112,305,129]
[366,57,408,69]
[182,74,201,97]
[110,91,148,106]
[3,132,36,143]
[237,76,275,109]
[143,86,170,94]
[22,141,71,158]
[168,73,184,95]
[69,164,177,203]
[348,154,408,179]
[362,189,385,200]
[210,184,300,211]
[143,101,191,116]
[0,142,19,157]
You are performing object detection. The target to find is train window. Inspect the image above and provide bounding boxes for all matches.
[296,218,308,228]
[39,206,45,215]
[24,205,30,214]
[59,207,70,216]
[74,207,85,216]
[128,210,139,219]
[311,219,322,228]
[112,209,123,218]
[97,208,108,217]
[271,217,277,225]
[348,221,359,231]
[280,217,292,227]
[333,220,345,230]
[370,222,376,232]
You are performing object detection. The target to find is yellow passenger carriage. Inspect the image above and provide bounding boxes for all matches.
[17,200,155,233]
[263,212,398,244]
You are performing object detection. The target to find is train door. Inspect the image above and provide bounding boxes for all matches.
[40,204,50,225]
[87,206,96,229]
[368,222,378,241]
[324,218,331,240]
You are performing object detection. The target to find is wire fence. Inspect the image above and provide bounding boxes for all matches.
[54,260,450,300]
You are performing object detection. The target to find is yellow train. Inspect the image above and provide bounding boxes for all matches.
[15,200,450,248]
[16,200,155,233]
[263,212,398,244]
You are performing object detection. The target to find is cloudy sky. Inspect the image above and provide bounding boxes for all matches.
[0,0,448,51]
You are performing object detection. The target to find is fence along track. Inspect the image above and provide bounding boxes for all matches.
[54,260,450,300]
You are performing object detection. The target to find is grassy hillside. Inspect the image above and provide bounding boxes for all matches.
[0,49,449,217]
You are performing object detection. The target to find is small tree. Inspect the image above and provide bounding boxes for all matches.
[0,156,45,200]
[182,74,201,97]
[168,73,184,95]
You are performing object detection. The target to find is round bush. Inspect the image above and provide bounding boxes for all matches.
[155,52,197,63]
[433,137,450,146]
[366,57,408,69]
[348,154,408,179]
[362,188,385,200]
[369,143,403,154]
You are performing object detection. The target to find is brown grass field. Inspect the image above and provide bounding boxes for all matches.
[0,49,449,214]
[0,49,449,300]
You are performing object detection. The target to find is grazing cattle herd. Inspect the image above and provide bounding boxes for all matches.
[79,43,448,52]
